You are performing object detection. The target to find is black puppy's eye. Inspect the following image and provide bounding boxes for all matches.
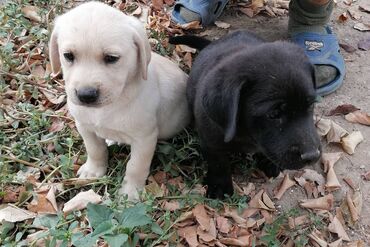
[104,54,120,64]
[268,109,281,119]
[63,52,74,62]
[268,103,286,120]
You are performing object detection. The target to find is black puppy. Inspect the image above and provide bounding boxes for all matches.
[169,31,321,198]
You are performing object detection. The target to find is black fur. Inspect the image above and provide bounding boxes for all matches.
[170,31,321,199]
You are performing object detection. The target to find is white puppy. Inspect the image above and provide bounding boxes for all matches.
[49,2,190,200]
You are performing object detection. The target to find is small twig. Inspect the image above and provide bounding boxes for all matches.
[1,155,41,169]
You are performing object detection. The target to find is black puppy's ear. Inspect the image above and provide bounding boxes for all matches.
[202,80,245,143]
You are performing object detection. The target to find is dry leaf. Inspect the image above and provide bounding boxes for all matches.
[224,206,247,224]
[49,117,65,133]
[341,131,363,155]
[177,226,198,247]
[344,110,370,125]
[300,194,334,210]
[314,117,332,136]
[193,204,210,231]
[183,52,193,68]
[321,153,342,191]
[239,7,254,17]
[308,229,328,247]
[63,189,102,213]
[347,9,362,20]
[46,185,58,212]
[131,6,142,16]
[358,37,370,51]
[219,235,251,246]
[346,192,359,222]
[359,4,370,13]
[216,216,231,234]
[28,192,57,214]
[0,205,36,222]
[21,6,42,22]
[2,185,26,203]
[162,200,180,211]
[179,21,202,30]
[354,22,370,32]
[261,192,275,211]
[328,238,343,247]
[274,174,296,200]
[339,43,357,53]
[328,216,350,241]
[338,12,349,22]
[215,21,231,29]
[152,0,164,10]
[144,180,164,198]
[288,215,309,229]
[361,170,370,180]
[327,104,360,116]
[327,121,348,143]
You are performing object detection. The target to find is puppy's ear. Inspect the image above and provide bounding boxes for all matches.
[133,32,151,80]
[49,23,61,76]
[203,79,245,143]
[127,18,151,80]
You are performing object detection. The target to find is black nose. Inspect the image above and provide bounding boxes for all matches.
[76,87,99,104]
[301,149,321,163]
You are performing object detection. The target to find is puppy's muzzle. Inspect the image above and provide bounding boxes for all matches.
[76,87,99,104]
[300,149,321,164]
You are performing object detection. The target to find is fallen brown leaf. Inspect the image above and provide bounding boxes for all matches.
[162,200,180,211]
[328,216,350,241]
[177,226,198,247]
[288,215,309,229]
[361,170,370,180]
[359,4,370,13]
[219,235,251,246]
[328,238,343,247]
[27,192,57,214]
[346,192,359,222]
[341,131,364,155]
[321,152,342,191]
[314,117,332,136]
[21,6,42,22]
[327,104,360,116]
[327,121,348,143]
[339,43,357,53]
[358,37,370,51]
[354,22,370,32]
[152,0,164,10]
[0,205,37,222]
[300,194,334,210]
[338,12,349,22]
[178,21,202,30]
[216,216,231,234]
[131,6,142,16]
[344,110,370,125]
[193,204,210,231]
[274,173,296,200]
[215,21,231,29]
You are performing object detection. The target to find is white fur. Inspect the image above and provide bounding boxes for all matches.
[49,2,190,200]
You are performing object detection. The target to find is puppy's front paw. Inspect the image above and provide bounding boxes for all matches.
[118,180,142,201]
[206,178,234,199]
[77,161,107,178]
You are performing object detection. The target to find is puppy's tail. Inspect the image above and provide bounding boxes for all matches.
[169,35,211,50]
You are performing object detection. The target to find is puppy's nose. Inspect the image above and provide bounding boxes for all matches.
[300,149,321,163]
[76,87,99,104]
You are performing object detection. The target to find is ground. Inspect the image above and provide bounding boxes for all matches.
[0,0,370,246]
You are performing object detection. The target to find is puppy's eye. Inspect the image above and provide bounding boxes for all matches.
[268,109,281,119]
[63,52,74,62]
[104,54,120,64]
[268,103,286,120]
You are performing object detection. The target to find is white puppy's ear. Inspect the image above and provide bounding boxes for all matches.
[133,31,151,80]
[128,19,151,80]
[49,23,61,76]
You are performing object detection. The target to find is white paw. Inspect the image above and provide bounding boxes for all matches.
[77,161,107,178]
[118,180,142,201]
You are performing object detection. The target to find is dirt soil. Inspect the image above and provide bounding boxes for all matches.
[199,0,370,242]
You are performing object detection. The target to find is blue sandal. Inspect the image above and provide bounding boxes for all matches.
[171,0,229,26]
[291,27,345,96]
